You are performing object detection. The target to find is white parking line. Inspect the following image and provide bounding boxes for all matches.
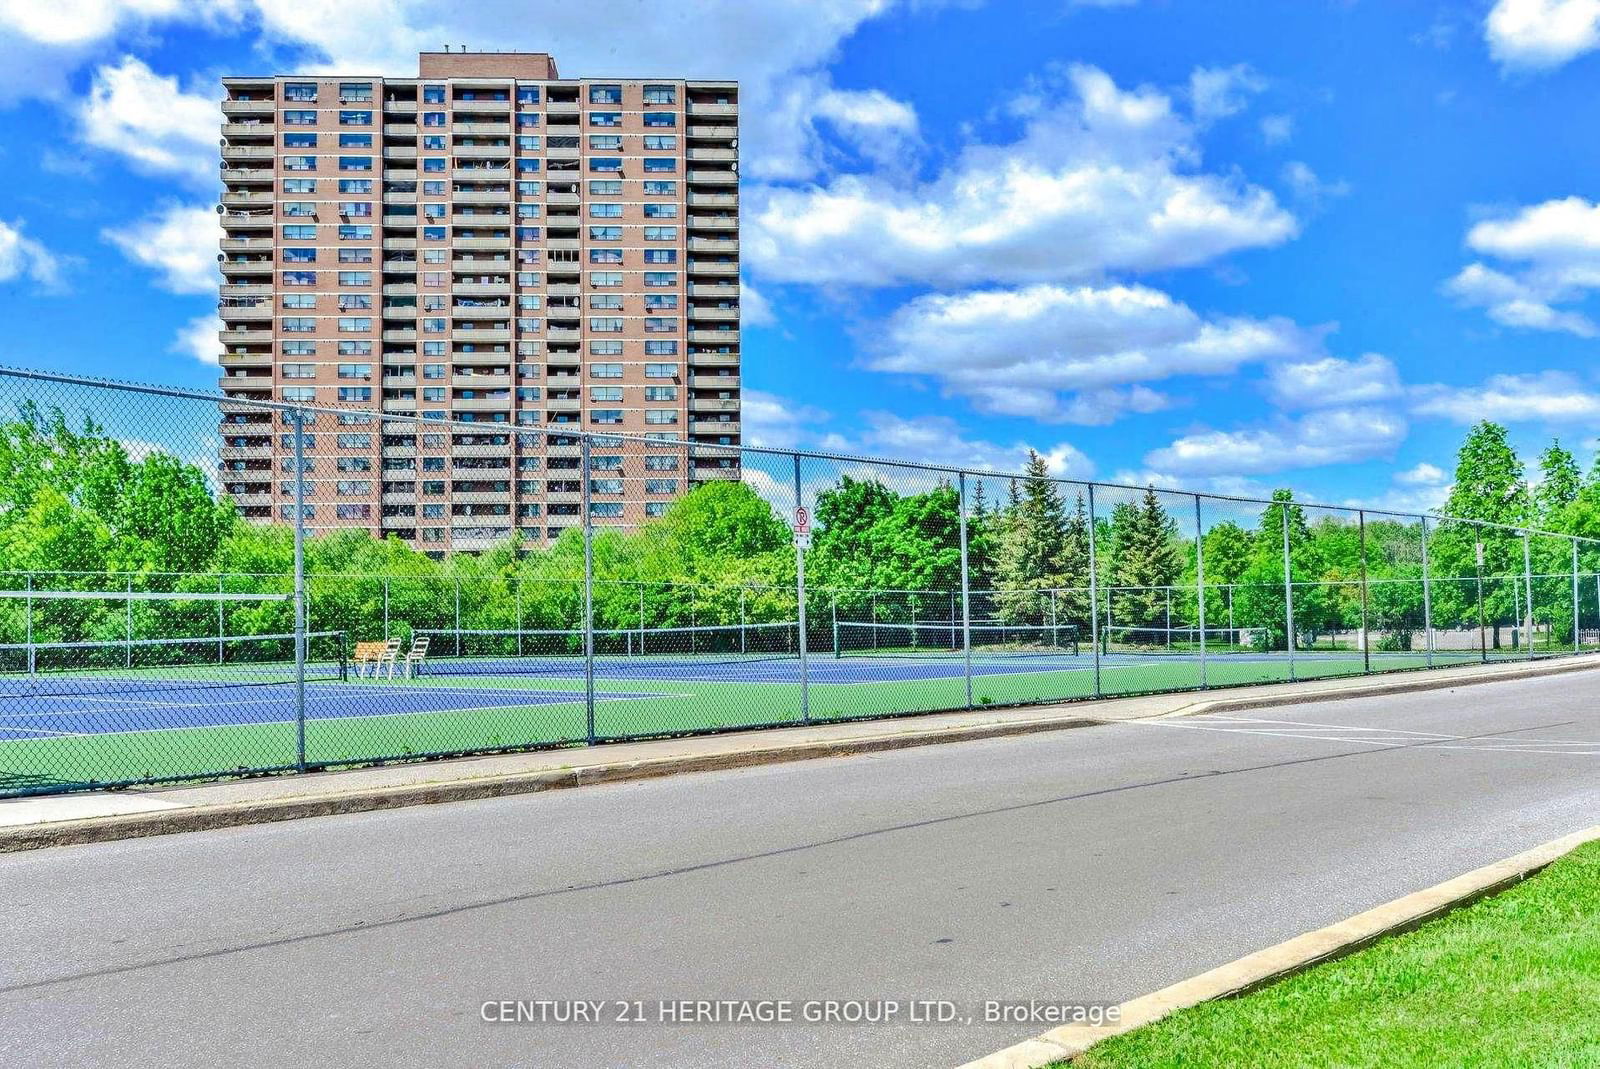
[1124,717,1600,756]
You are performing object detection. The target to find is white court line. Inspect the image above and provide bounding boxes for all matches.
[0,724,88,738]
[1,681,617,717]
[1121,718,1600,757]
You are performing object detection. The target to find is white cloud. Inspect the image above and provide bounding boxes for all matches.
[0,0,191,45]
[1259,114,1294,144]
[742,388,831,449]
[740,279,776,328]
[79,55,217,183]
[173,312,220,366]
[103,202,219,293]
[1188,64,1265,124]
[1266,353,1402,409]
[1410,371,1600,423]
[1485,0,1600,70]
[1143,407,1408,477]
[0,218,62,288]
[747,64,1297,287]
[1281,160,1351,203]
[1444,198,1600,336]
[1395,462,1448,486]
[872,282,1320,422]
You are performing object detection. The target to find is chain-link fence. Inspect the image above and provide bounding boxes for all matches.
[2,364,1597,797]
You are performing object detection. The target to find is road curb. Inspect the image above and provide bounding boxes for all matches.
[2,654,1595,854]
[957,823,1600,1068]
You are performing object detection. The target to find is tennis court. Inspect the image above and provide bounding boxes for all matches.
[0,611,1486,793]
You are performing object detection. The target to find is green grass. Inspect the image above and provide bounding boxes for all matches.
[1064,841,1600,1069]
[0,648,1556,792]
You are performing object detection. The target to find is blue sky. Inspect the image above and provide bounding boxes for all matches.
[2,0,1600,513]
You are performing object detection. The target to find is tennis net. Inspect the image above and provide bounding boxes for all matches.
[833,620,1081,659]
[0,631,347,700]
[414,621,801,675]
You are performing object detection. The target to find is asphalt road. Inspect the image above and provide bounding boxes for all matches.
[4,671,1600,1068]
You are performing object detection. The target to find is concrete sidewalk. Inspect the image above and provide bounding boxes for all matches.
[4,654,1598,852]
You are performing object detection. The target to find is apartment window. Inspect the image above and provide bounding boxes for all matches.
[423,180,446,195]
[284,109,317,125]
[642,112,676,127]
[644,294,677,310]
[643,158,676,173]
[422,387,445,402]
[339,82,373,101]
[588,180,622,195]
[517,86,540,104]
[644,410,678,424]
[591,455,623,471]
[588,206,623,221]
[337,341,372,356]
[337,457,372,472]
[338,247,373,263]
[643,85,676,105]
[645,479,678,494]
[339,133,373,149]
[338,156,373,171]
[281,504,316,520]
[591,363,623,377]
[337,387,372,402]
[589,271,623,288]
[643,135,677,150]
[422,135,445,150]
[643,271,677,287]
[337,271,372,286]
[590,409,622,424]
[644,340,679,355]
[282,293,315,309]
[338,224,373,240]
[644,455,679,470]
[282,271,316,286]
[588,135,622,151]
[588,112,621,127]
[422,158,445,172]
[516,204,541,219]
[644,226,677,241]
[643,203,677,218]
[283,155,316,171]
[588,85,622,104]
[516,226,539,242]
[644,386,677,401]
[645,502,666,517]
[643,180,677,195]
[339,110,372,125]
[422,226,446,240]
[517,135,541,151]
[338,179,373,193]
[281,317,315,332]
[588,249,623,264]
[423,318,445,333]
[282,363,315,379]
[336,480,372,495]
[643,249,676,264]
[283,178,316,194]
[337,293,372,310]
[422,364,445,379]
[422,85,446,104]
[285,83,317,102]
[590,502,624,517]
[518,181,542,195]
[590,479,624,496]
[337,317,372,332]
[340,202,373,217]
[282,224,316,241]
[589,387,623,403]
[644,363,676,378]
[589,317,623,332]
[337,363,371,379]
[282,201,315,217]
[422,111,445,127]
[282,341,316,356]
[422,272,445,287]
[516,158,541,174]
[281,386,316,402]
[588,157,622,173]
[587,226,622,241]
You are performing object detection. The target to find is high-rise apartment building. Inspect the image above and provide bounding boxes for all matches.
[217,50,740,555]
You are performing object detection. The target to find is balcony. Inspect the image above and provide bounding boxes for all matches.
[382,123,418,136]
[688,124,737,140]
[383,328,418,342]
[455,121,511,136]
[688,215,737,231]
[222,144,274,160]
[219,350,273,367]
[547,101,580,116]
[452,164,513,179]
[688,260,738,277]
[686,102,738,118]
[688,146,736,163]
[690,373,739,389]
[221,167,273,184]
[221,259,273,276]
[453,282,510,297]
[453,144,512,159]
[546,282,580,298]
[689,236,738,253]
[546,190,579,206]
[382,444,418,458]
[688,282,739,298]
[382,282,417,296]
[691,420,740,435]
[220,237,273,253]
[693,465,742,481]
[455,441,512,457]
[450,373,511,388]
[222,122,274,139]
[221,191,273,207]
[690,352,739,368]
[382,237,418,251]
[453,190,510,204]
[221,282,272,298]
[451,327,511,343]
[691,397,740,413]
[689,306,738,321]
[688,169,737,185]
[452,253,511,268]
[383,99,418,115]
[219,303,271,321]
[546,327,580,342]
[687,192,737,210]
[545,397,581,413]
[221,212,272,231]
[382,146,418,160]
[690,328,738,344]
[455,235,511,250]
[219,445,273,460]
[451,397,511,413]
[222,99,274,117]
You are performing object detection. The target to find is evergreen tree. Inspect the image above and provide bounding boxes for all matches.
[1107,487,1181,643]
[993,451,1068,622]
[1535,439,1581,527]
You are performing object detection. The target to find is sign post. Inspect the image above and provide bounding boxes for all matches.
[792,476,811,723]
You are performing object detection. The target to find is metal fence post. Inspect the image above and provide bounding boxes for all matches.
[24,573,33,676]
[1573,538,1582,654]
[1523,531,1535,659]
[1476,535,1488,663]
[793,453,810,724]
[383,577,390,641]
[957,473,973,708]
[126,574,134,669]
[1420,516,1434,668]
[582,435,596,743]
[1086,484,1102,697]
[1282,501,1296,681]
[1194,495,1207,688]
[1359,511,1371,675]
[740,586,747,654]
[453,578,462,658]
[292,408,307,772]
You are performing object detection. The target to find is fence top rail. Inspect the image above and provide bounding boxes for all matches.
[4,363,1598,545]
